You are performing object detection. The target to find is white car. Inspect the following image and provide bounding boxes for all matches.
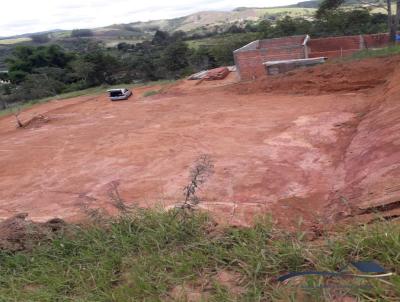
[107,88,132,101]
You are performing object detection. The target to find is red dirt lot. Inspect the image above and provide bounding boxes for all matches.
[0,58,399,228]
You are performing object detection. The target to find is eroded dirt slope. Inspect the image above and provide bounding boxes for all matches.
[0,57,399,227]
[336,66,400,222]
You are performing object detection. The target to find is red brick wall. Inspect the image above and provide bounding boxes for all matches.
[234,36,308,81]
[234,50,265,81]
[259,46,305,61]
[308,34,391,58]
[235,36,308,81]
[235,46,306,81]
[308,49,360,58]
[308,35,361,58]
[364,33,389,48]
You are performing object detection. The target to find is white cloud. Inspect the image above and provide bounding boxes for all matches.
[0,0,301,37]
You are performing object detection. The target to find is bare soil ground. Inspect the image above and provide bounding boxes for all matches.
[0,58,399,228]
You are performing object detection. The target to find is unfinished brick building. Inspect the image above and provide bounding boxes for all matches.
[233,35,309,81]
[234,33,390,81]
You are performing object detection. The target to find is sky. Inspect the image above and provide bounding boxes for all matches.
[0,0,301,37]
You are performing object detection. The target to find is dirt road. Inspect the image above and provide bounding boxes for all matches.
[1,59,399,227]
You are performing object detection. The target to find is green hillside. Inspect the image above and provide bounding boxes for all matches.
[0,4,318,47]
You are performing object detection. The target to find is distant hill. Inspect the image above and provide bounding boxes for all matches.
[0,29,64,40]
[0,2,321,46]
[89,6,317,47]
[0,0,385,46]
[289,1,322,8]
[0,0,386,55]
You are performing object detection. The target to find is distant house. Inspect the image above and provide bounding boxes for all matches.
[234,33,390,81]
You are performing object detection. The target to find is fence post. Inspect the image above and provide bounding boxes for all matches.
[359,35,365,50]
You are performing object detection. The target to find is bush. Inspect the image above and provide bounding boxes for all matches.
[14,74,65,100]
[162,41,190,77]
[189,46,217,71]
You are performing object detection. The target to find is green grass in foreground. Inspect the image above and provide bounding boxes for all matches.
[0,80,175,117]
[0,210,399,301]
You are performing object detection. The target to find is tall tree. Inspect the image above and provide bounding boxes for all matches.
[152,30,171,46]
[394,0,400,41]
[371,0,399,42]
[316,0,345,18]
[162,41,190,76]
[318,0,400,43]
[364,0,400,42]
[6,45,73,84]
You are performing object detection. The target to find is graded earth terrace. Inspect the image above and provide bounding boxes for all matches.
[0,57,399,227]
